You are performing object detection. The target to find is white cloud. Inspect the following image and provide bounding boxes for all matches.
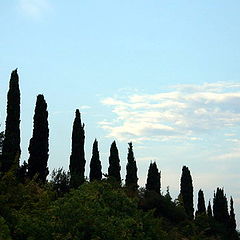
[19,0,50,18]
[100,82,240,142]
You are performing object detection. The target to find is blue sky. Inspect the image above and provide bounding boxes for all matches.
[1,0,240,226]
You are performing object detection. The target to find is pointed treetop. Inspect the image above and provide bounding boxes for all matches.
[76,109,80,117]
[108,140,121,183]
[125,142,138,191]
[75,109,84,128]
[89,138,102,182]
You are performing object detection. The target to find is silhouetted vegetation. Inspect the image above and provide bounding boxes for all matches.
[108,141,121,183]
[196,189,206,216]
[1,69,20,175]
[28,94,49,183]
[180,166,194,220]
[89,139,102,182]
[146,162,161,194]
[0,70,239,240]
[69,109,86,188]
[125,142,138,191]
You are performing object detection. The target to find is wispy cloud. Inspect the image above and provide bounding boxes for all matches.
[19,0,50,18]
[99,82,240,142]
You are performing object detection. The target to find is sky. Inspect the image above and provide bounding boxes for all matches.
[1,0,240,226]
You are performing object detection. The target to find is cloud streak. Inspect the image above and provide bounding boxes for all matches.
[100,82,240,142]
[19,0,50,18]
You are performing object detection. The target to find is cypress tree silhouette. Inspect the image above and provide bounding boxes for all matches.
[1,69,21,174]
[207,201,213,217]
[213,188,229,224]
[108,141,121,183]
[146,162,161,194]
[180,166,194,220]
[69,109,86,188]
[89,139,102,182]
[125,142,138,191]
[196,189,206,216]
[229,197,237,233]
[28,94,49,183]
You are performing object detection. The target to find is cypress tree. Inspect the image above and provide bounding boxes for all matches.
[229,197,237,233]
[125,142,138,191]
[213,188,229,224]
[108,141,121,183]
[89,139,102,182]
[1,69,21,174]
[69,109,86,188]
[196,189,206,216]
[146,162,161,194]
[207,201,213,217]
[28,95,49,183]
[180,166,194,220]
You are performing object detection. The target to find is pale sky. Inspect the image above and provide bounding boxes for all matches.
[1,0,240,226]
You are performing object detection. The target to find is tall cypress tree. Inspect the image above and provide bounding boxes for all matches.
[125,142,138,191]
[229,197,237,233]
[1,69,21,174]
[196,189,206,216]
[69,109,86,188]
[28,94,49,183]
[207,201,213,217]
[180,166,194,220]
[108,141,121,183]
[213,188,229,224]
[146,162,161,194]
[89,139,102,182]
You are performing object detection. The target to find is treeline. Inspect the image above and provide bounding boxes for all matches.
[0,69,239,240]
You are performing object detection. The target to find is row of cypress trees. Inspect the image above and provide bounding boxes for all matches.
[0,70,139,189]
[0,70,238,237]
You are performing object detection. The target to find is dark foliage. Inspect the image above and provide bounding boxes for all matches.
[229,197,237,238]
[1,69,21,174]
[0,131,4,155]
[140,189,187,224]
[89,139,102,181]
[108,141,121,183]
[207,201,212,217]
[50,168,70,197]
[180,166,194,220]
[146,162,161,194]
[28,94,49,183]
[17,161,28,183]
[196,189,206,216]
[213,188,229,225]
[125,142,138,191]
[69,109,86,188]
